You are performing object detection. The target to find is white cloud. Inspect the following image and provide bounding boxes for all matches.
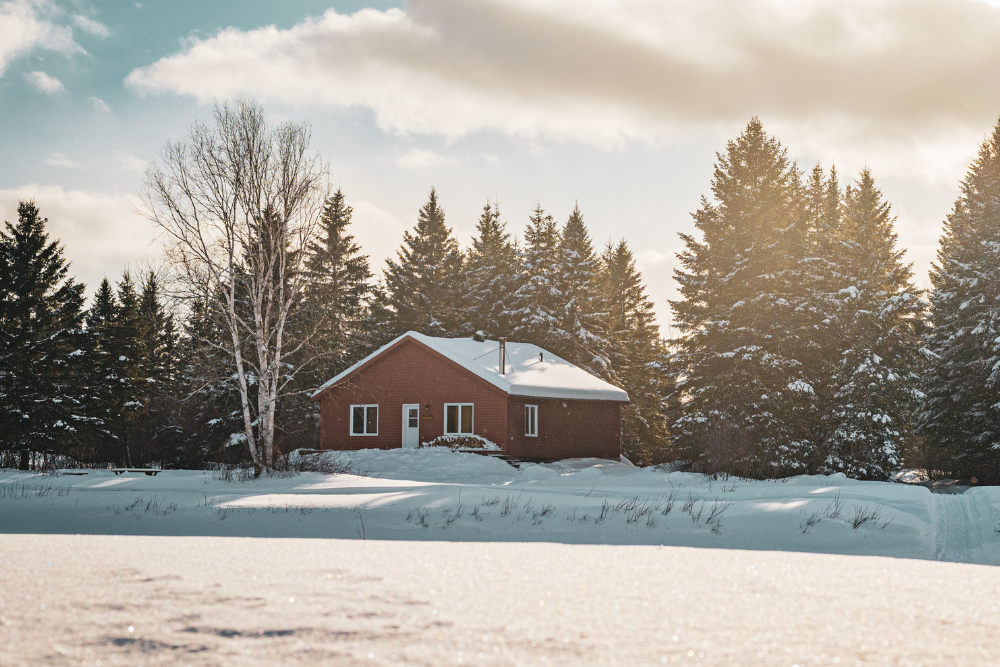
[44,152,75,167]
[397,148,453,169]
[635,249,672,266]
[126,0,1000,184]
[72,14,108,38]
[25,69,63,93]
[0,0,82,76]
[0,185,160,292]
[350,200,407,275]
[115,151,146,172]
[89,96,110,113]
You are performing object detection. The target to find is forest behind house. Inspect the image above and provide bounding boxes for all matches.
[4,101,1000,484]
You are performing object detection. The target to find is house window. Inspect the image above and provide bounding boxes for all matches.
[525,404,538,437]
[445,404,474,435]
[351,405,378,435]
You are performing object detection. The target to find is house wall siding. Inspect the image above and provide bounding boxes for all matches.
[318,338,508,450]
[316,337,624,460]
[506,396,621,461]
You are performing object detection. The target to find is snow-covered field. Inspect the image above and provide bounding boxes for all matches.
[5,534,1000,666]
[2,449,998,564]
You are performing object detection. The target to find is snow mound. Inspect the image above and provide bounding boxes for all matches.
[3,450,998,564]
[342,447,517,484]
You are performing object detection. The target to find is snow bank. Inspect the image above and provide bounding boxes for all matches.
[2,448,998,564]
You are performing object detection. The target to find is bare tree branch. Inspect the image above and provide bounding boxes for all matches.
[139,98,330,473]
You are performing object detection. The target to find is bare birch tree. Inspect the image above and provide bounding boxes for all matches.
[141,99,329,474]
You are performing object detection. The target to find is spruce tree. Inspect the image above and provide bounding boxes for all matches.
[799,165,846,468]
[384,188,465,336]
[138,270,176,382]
[600,239,671,464]
[462,200,522,338]
[511,204,563,348]
[802,165,845,333]
[85,271,154,465]
[919,121,1000,482]
[79,278,117,463]
[554,205,609,373]
[128,271,179,465]
[821,169,923,479]
[86,279,116,332]
[0,201,88,469]
[362,281,400,351]
[171,297,247,467]
[302,189,375,377]
[115,272,145,369]
[671,118,815,478]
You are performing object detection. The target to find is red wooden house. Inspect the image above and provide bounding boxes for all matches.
[311,332,629,461]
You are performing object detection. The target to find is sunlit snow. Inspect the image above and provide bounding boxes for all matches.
[1,448,996,564]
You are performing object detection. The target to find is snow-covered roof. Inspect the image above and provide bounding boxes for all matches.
[312,331,629,402]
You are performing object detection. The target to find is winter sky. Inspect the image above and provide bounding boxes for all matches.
[3,0,1000,329]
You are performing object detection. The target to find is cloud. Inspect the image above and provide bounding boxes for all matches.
[72,14,108,38]
[635,249,672,266]
[26,69,63,92]
[88,96,110,112]
[0,185,160,292]
[44,152,75,167]
[126,0,1000,184]
[397,148,453,169]
[115,151,146,172]
[0,0,81,76]
[349,200,407,275]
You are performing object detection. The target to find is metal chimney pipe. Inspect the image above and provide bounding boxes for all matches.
[499,338,506,376]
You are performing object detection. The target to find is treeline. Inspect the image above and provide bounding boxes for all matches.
[0,163,667,469]
[671,120,923,480]
[672,117,1000,483]
[4,106,1000,482]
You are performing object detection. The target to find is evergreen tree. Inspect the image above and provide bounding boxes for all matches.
[362,280,400,351]
[384,188,465,336]
[146,296,246,469]
[138,270,176,381]
[554,204,609,374]
[919,121,1000,482]
[86,279,116,332]
[302,189,375,378]
[799,165,846,468]
[0,201,88,469]
[81,277,117,463]
[115,272,145,368]
[671,118,815,478]
[821,169,923,479]
[130,271,180,465]
[85,271,157,465]
[186,297,247,464]
[462,200,522,338]
[802,165,845,331]
[599,239,672,464]
[511,204,563,348]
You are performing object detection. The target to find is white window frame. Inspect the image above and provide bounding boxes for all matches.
[350,404,379,436]
[525,404,538,437]
[444,403,475,435]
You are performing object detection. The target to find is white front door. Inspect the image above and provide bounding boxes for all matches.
[402,404,420,448]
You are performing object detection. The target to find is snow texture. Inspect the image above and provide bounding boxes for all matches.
[4,533,1000,667]
[2,448,997,565]
[313,331,629,402]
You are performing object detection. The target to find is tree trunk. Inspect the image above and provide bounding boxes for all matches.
[18,450,28,471]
